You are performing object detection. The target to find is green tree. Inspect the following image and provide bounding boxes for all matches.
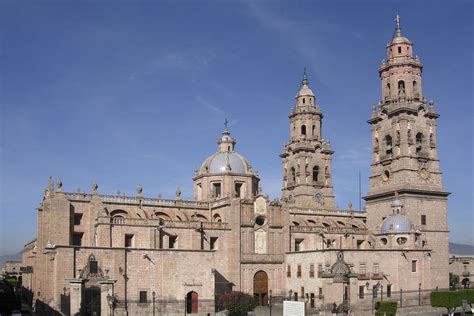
[450,273,460,290]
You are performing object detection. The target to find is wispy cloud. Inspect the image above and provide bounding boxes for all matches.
[195,95,225,114]
[130,50,217,80]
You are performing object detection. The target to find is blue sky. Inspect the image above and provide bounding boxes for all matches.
[0,0,472,255]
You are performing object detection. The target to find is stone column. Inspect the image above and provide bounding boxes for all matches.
[68,278,84,316]
[100,279,117,316]
[399,119,409,156]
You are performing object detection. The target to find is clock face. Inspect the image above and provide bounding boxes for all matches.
[419,168,429,179]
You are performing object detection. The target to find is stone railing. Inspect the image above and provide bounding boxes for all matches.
[290,226,368,235]
[209,198,230,208]
[240,253,285,263]
[289,207,366,217]
[99,217,229,230]
[416,151,430,159]
[65,192,92,202]
[380,56,421,70]
[65,192,209,209]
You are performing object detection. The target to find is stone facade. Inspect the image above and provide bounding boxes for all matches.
[19,17,452,315]
[449,256,474,289]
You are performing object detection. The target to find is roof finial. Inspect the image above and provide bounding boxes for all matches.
[224,118,229,130]
[302,67,308,86]
[395,14,402,37]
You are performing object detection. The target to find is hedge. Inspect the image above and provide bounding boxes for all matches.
[217,291,257,316]
[375,301,397,316]
[431,289,474,313]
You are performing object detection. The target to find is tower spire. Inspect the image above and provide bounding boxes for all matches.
[395,14,402,37]
[302,67,308,86]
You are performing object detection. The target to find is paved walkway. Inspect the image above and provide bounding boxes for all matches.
[253,305,451,315]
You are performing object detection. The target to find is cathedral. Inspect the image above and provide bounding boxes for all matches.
[20,17,449,315]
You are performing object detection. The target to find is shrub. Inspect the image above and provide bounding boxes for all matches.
[375,301,397,316]
[218,291,257,316]
[430,289,474,314]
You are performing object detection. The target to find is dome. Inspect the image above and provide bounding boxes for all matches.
[390,35,412,45]
[198,127,254,176]
[199,152,251,175]
[380,214,412,234]
[296,85,315,98]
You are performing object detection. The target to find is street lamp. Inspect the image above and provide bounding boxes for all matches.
[152,291,156,316]
[269,289,272,316]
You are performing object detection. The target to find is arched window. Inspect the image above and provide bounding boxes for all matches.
[302,98,305,104]
[413,80,417,95]
[386,83,391,95]
[312,166,319,182]
[290,167,296,183]
[301,125,306,137]
[398,80,405,94]
[312,125,316,138]
[416,133,423,153]
[385,135,393,157]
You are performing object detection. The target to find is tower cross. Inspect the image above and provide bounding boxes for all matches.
[224,118,229,130]
[395,14,400,29]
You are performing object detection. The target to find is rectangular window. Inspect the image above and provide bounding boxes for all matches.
[212,183,221,198]
[294,239,303,252]
[169,235,177,249]
[139,291,147,303]
[309,264,315,278]
[297,265,302,278]
[90,260,98,274]
[318,288,323,299]
[287,264,291,278]
[72,233,83,246]
[359,264,366,275]
[359,285,364,299]
[421,215,426,225]
[210,237,218,250]
[234,182,243,198]
[310,293,315,308]
[318,264,323,277]
[294,292,298,301]
[387,285,392,298]
[373,263,379,275]
[74,214,83,226]
[125,234,134,248]
[301,287,305,297]
[373,285,378,298]
[412,260,417,272]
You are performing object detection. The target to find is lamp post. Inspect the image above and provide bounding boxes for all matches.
[289,289,293,301]
[152,291,156,316]
[269,289,272,316]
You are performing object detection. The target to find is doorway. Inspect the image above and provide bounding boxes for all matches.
[253,270,268,306]
[186,291,198,314]
[83,286,101,316]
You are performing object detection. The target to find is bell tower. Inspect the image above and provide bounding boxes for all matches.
[364,16,449,288]
[281,70,335,208]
